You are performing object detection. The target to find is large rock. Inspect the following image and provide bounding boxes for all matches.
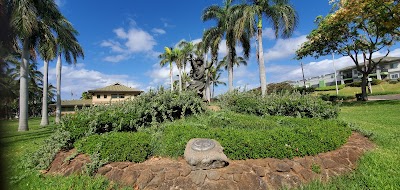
[184,138,229,170]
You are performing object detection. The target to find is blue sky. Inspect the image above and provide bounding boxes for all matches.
[43,0,400,100]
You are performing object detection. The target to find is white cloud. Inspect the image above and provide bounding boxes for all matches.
[55,0,66,7]
[146,63,181,88]
[152,28,166,35]
[45,64,141,100]
[101,22,158,63]
[264,35,307,62]
[103,54,130,63]
[262,28,275,40]
[100,40,125,53]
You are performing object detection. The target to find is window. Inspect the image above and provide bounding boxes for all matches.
[104,95,107,98]
[111,94,118,98]
[97,95,100,99]
[353,70,358,75]
[390,63,398,69]
[391,73,399,79]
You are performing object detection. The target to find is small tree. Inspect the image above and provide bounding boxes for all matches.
[296,0,400,101]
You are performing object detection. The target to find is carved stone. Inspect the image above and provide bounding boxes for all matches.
[184,138,229,170]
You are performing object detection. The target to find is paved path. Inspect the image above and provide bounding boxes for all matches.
[368,94,400,100]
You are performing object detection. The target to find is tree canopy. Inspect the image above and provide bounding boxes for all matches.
[296,0,400,100]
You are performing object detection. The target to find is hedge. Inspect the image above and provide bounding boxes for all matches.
[315,84,345,91]
[157,114,351,160]
[61,89,205,142]
[218,91,339,119]
[74,132,152,163]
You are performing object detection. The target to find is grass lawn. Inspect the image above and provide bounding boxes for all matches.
[314,81,400,96]
[0,117,129,190]
[299,100,400,189]
[2,100,400,189]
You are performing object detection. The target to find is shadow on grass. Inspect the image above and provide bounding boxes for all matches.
[0,128,54,147]
[341,100,400,107]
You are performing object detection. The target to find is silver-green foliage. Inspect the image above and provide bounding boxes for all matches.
[219,90,339,119]
[62,89,205,142]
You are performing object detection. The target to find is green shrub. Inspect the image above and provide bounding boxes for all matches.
[219,91,338,119]
[157,112,351,160]
[371,78,383,85]
[397,78,400,82]
[266,82,294,94]
[25,129,72,170]
[315,84,345,91]
[319,94,355,102]
[62,89,205,142]
[295,86,315,94]
[346,81,362,87]
[388,80,398,84]
[75,132,151,163]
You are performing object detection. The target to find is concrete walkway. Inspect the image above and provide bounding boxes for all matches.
[368,94,400,100]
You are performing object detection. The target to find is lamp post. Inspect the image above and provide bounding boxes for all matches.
[332,53,339,95]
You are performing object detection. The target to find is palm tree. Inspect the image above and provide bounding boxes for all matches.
[54,18,84,124]
[219,55,248,70]
[209,66,226,98]
[159,47,176,92]
[177,40,196,91]
[202,0,251,92]
[239,0,298,96]
[8,0,68,131]
[38,22,57,126]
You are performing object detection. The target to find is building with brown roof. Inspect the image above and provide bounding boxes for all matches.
[53,83,143,114]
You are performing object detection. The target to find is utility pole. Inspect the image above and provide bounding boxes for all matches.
[332,53,339,95]
[300,62,306,88]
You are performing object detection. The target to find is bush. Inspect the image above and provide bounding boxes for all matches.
[157,112,351,160]
[266,82,294,94]
[219,91,338,119]
[388,80,398,84]
[315,84,345,91]
[371,78,383,85]
[25,129,72,170]
[295,86,315,94]
[75,132,151,163]
[398,78,400,82]
[62,89,205,142]
[319,94,355,102]
[346,81,362,87]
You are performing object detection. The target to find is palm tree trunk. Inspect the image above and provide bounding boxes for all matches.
[18,39,30,131]
[55,53,62,123]
[40,60,49,126]
[257,24,267,97]
[170,62,173,92]
[178,67,182,92]
[227,48,233,92]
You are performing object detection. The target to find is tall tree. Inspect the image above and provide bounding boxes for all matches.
[38,21,57,126]
[296,0,400,101]
[159,47,176,92]
[178,40,196,91]
[202,0,251,92]
[55,18,84,124]
[8,0,74,131]
[238,0,298,97]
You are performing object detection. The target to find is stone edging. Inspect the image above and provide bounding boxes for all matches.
[47,132,375,189]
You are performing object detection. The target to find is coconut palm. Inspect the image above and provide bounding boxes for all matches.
[8,0,70,131]
[54,18,84,124]
[159,47,176,92]
[238,0,298,96]
[209,65,226,98]
[202,0,251,92]
[219,55,248,70]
